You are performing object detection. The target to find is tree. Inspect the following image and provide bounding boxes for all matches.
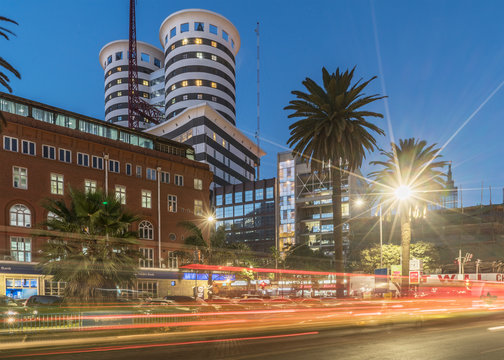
[285,67,385,281]
[0,16,21,132]
[38,188,140,302]
[369,138,447,291]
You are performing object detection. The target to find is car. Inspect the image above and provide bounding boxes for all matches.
[24,295,63,307]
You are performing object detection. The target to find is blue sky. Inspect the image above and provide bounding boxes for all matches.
[3,0,504,206]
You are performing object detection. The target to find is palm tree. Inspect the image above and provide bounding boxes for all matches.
[39,188,140,302]
[0,16,21,132]
[369,138,447,292]
[285,67,385,281]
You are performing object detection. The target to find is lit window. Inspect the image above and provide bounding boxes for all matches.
[195,22,204,31]
[211,82,217,88]
[197,94,203,100]
[211,55,217,61]
[194,200,203,216]
[172,98,176,104]
[139,221,154,240]
[117,91,122,97]
[10,237,31,262]
[211,96,217,102]
[117,79,122,84]
[168,195,177,212]
[3,136,18,152]
[50,173,64,195]
[140,53,150,62]
[209,24,218,35]
[180,23,189,33]
[194,178,203,190]
[10,204,31,227]
[182,38,188,45]
[175,174,184,186]
[139,248,154,268]
[222,139,226,148]
[84,179,97,194]
[115,185,126,204]
[115,52,123,61]
[141,190,152,209]
[211,41,217,47]
[13,166,27,189]
[117,67,122,71]
[171,84,176,91]
[222,30,229,41]
[195,38,202,45]
[182,81,188,87]
[21,140,36,156]
[170,27,176,38]
[171,44,175,50]
[196,52,203,59]
[143,93,149,98]
[213,133,216,141]
[183,95,188,101]
[142,80,149,86]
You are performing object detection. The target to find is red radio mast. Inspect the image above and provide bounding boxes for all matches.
[128,0,164,129]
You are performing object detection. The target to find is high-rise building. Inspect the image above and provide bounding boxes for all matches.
[99,9,263,187]
[277,151,368,259]
[443,162,458,209]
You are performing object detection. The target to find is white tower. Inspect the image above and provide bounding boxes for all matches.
[159,9,240,125]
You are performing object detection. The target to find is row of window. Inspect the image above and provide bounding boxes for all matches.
[167,51,235,76]
[167,78,235,101]
[165,37,235,64]
[166,64,235,89]
[107,90,150,102]
[215,201,275,219]
[166,22,235,49]
[168,92,235,115]
[105,51,162,68]
[216,188,274,206]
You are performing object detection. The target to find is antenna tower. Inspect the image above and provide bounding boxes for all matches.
[254,22,260,180]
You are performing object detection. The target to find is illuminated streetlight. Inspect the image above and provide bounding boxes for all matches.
[395,185,411,201]
[355,198,364,207]
[207,215,215,223]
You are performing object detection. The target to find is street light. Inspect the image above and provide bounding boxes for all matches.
[395,185,411,201]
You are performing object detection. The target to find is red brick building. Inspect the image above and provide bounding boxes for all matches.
[0,92,212,298]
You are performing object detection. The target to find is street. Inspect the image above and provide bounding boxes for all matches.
[3,313,504,359]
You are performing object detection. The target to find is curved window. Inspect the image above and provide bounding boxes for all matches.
[165,65,235,89]
[165,38,235,62]
[165,79,235,101]
[166,92,236,115]
[138,220,154,240]
[166,51,235,75]
[10,204,31,227]
[180,23,189,33]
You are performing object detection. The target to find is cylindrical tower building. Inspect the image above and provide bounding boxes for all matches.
[159,9,240,125]
[99,40,165,126]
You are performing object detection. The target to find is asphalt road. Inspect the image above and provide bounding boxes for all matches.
[4,315,504,360]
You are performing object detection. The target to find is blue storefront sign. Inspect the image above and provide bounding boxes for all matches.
[182,273,235,281]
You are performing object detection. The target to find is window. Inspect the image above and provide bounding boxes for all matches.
[231,39,235,49]
[197,94,203,99]
[115,51,123,60]
[146,168,157,181]
[139,248,154,268]
[182,80,188,87]
[10,237,31,262]
[209,24,218,34]
[266,187,274,199]
[222,30,229,41]
[211,96,217,102]
[21,140,36,155]
[42,145,55,160]
[171,84,176,91]
[170,27,176,38]
[194,200,203,216]
[211,41,217,47]
[216,208,223,218]
[115,185,126,204]
[136,165,142,178]
[181,23,189,32]
[13,166,27,189]
[234,205,243,217]
[235,192,242,203]
[107,55,112,64]
[92,156,104,170]
[195,79,202,86]
[154,58,161,68]
[161,171,170,184]
[50,173,64,195]
[77,153,89,167]
[213,132,217,141]
[245,190,253,202]
[194,178,203,190]
[171,44,175,50]
[138,280,158,297]
[141,190,152,209]
[175,174,184,186]
[138,220,153,240]
[255,188,264,201]
[211,82,217,88]
[225,193,233,204]
[195,38,202,45]
[211,54,217,61]
[10,204,31,227]
[182,38,188,45]
[168,195,177,212]
[216,195,223,206]
[117,79,122,84]
[183,95,188,101]
[126,163,132,176]
[58,148,71,163]
[222,139,226,148]
[167,251,178,269]
[142,80,149,86]
[224,206,233,218]
[109,159,120,173]
[3,136,18,152]
[140,53,150,62]
[195,22,204,31]
[84,179,97,194]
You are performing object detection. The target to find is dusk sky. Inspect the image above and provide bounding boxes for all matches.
[3,0,504,206]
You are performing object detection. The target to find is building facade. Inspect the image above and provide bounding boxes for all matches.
[0,93,213,299]
[214,178,276,253]
[99,9,263,187]
[277,151,368,259]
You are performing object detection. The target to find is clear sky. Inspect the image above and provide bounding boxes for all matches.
[3,0,504,206]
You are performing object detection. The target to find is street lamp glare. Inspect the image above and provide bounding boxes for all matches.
[355,198,364,207]
[395,185,411,201]
[207,215,215,223]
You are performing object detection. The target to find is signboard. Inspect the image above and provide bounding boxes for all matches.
[391,265,402,281]
[409,271,420,285]
[423,273,504,284]
[374,268,388,293]
[410,258,423,271]
[0,262,41,275]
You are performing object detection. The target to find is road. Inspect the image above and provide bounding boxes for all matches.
[3,313,504,359]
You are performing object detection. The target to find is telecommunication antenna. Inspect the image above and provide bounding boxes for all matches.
[254,22,260,180]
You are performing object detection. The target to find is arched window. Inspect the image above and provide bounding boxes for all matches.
[138,220,154,240]
[10,204,31,227]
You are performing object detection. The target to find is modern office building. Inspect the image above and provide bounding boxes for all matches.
[213,178,276,253]
[99,9,263,187]
[442,162,458,209]
[277,151,368,259]
[0,92,213,298]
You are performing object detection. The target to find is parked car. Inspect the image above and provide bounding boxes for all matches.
[23,295,65,314]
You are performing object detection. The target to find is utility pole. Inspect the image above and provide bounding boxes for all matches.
[254,22,260,180]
